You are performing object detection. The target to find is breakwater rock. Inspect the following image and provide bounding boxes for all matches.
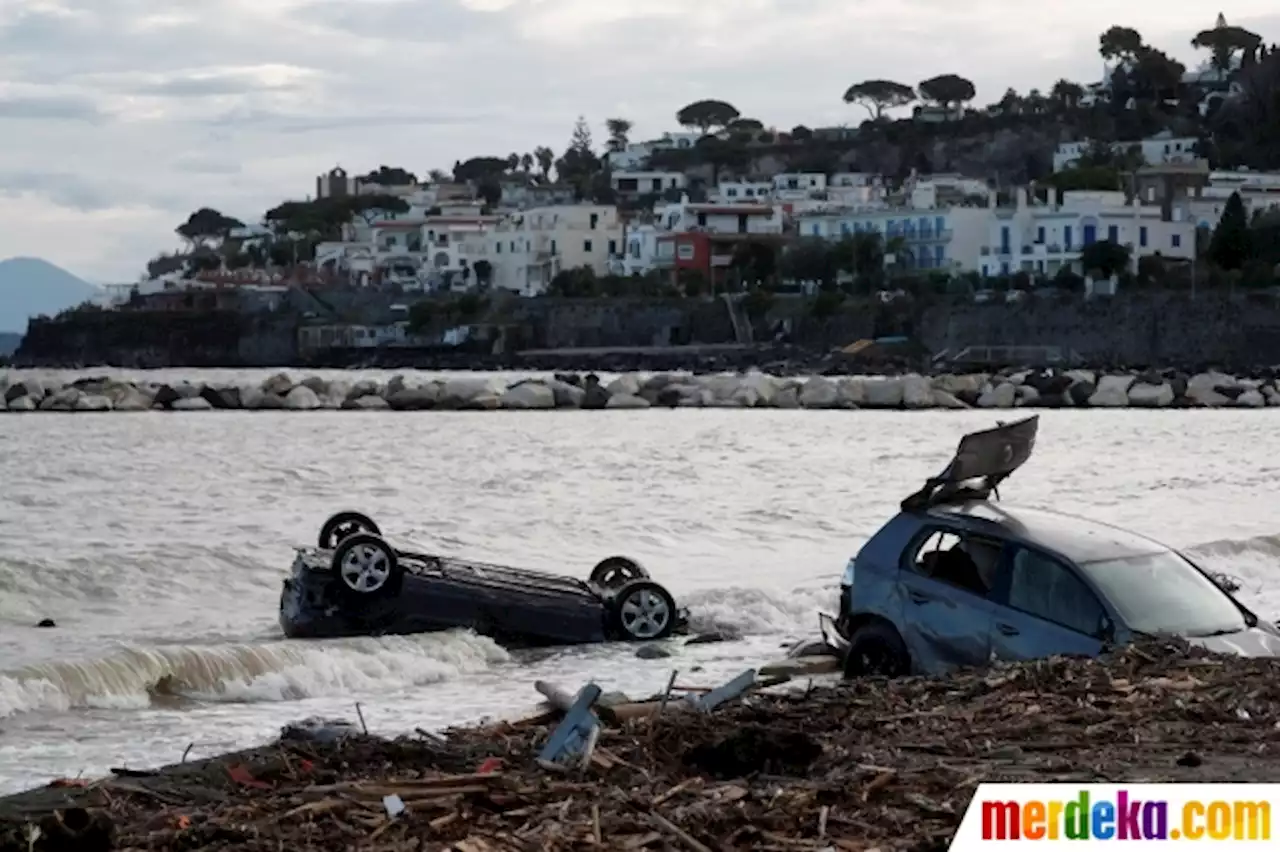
[4,368,1280,412]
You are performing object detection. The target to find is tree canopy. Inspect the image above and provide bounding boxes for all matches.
[675,99,740,132]
[917,74,976,107]
[453,156,511,184]
[1099,26,1144,62]
[360,166,416,186]
[1207,191,1253,271]
[176,208,243,247]
[842,79,916,119]
[264,195,408,238]
[1193,24,1262,71]
[1079,239,1131,278]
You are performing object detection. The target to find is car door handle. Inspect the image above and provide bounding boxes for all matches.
[908,591,931,604]
[997,622,1019,636]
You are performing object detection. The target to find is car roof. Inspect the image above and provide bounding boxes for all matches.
[921,501,1172,564]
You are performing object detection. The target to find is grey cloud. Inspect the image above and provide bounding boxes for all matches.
[0,94,104,121]
[131,76,295,98]
[296,0,511,45]
[171,154,242,174]
[198,107,498,134]
[0,172,116,211]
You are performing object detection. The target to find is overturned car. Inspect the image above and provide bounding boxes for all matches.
[834,415,1280,677]
[280,512,687,645]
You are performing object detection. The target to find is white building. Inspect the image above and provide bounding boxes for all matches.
[606,131,704,172]
[797,204,991,273]
[611,223,664,277]
[655,196,786,235]
[611,171,687,199]
[475,204,624,296]
[978,189,1196,277]
[1184,170,1280,228]
[1053,132,1199,172]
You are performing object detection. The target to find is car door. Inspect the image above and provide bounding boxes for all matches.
[896,527,1006,674]
[988,544,1109,663]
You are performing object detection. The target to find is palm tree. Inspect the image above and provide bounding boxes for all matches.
[533,146,555,181]
[605,118,632,152]
[520,153,534,173]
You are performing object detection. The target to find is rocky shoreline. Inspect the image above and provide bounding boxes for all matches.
[3,639,1280,850]
[4,367,1280,412]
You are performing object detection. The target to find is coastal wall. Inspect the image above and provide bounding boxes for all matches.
[917,292,1280,368]
[14,292,1280,369]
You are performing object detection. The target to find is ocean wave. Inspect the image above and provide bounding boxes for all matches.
[0,630,509,719]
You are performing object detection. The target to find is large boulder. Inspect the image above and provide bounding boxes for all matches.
[976,382,1016,408]
[863,377,905,408]
[547,380,585,408]
[386,384,440,410]
[6,395,35,411]
[581,378,610,410]
[283,386,321,410]
[261,373,293,396]
[1186,372,1233,406]
[345,379,382,402]
[200,386,241,409]
[1235,389,1266,407]
[1088,374,1134,407]
[605,393,650,409]
[901,375,934,409]
[41,387,80,411]
[4,382,31,404]
[932,374,985,395]
[73,394,112,411]
[439,377,502,409]
[606,374,641,397]
[931,389,969,408]
[500,382,556,409]
[1127,382,1174,407]
[171,396,213,411]
[799,376,839,408]
[341,394,391,410]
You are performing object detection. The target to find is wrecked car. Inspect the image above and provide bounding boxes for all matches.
[280,511,687,645]
[835,415,1280,677]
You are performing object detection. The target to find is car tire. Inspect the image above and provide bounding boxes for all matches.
[330,533,402,598]
[843,622,910,679]
[590,555,649,589]
[319,511,381,549]
[609,580,677,641]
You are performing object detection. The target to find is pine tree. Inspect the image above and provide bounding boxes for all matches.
[1207,191,1254,271]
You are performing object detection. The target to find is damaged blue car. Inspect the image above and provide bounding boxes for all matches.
[834,415,1280,677]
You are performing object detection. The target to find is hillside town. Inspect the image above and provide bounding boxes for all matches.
[13,15,1272,369]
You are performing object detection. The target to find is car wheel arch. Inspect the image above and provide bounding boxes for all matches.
[842,614,912,675]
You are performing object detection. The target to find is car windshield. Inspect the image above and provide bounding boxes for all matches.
[1077,550,1249,638]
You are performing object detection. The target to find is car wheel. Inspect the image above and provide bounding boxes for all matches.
[843,622,910,679]
[610,580,677,641]
[331,533,402,598]
[319,511,381,549]
[590,555,649,589]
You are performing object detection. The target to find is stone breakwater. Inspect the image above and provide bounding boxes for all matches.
[3,368,1280,412]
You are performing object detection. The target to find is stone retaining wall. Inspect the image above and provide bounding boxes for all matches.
[2,368,1277,412]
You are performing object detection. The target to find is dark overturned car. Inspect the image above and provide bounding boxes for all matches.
[831,415,1280,678]
[280,512,687,645]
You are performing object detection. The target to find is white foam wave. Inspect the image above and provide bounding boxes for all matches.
[683,583,836,637]
[0,630,508,719]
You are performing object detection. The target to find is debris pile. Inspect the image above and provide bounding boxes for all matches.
[6,638,1280,851]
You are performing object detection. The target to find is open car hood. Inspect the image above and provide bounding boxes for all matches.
[901,415,1039,510]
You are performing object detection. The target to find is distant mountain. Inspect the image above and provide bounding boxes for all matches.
[0,332,20,356]
[0,257,101,332]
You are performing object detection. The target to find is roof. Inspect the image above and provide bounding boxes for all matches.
[924,501,1170,564]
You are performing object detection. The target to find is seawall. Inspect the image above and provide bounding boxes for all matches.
[2,368,1278,412]
[15,292,1280,371]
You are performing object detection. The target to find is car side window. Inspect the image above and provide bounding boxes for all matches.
[908,529,1002,598]
[1006,548,1105,637]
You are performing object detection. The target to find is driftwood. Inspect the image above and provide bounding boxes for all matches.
[6,638,1280,850]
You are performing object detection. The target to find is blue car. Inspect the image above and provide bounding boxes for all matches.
[835,415,1280,678]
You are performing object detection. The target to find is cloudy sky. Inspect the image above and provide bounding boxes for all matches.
[0,0,1275,283]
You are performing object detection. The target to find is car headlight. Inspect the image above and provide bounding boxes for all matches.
[841,559,855,587]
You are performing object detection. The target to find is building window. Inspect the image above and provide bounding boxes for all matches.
[583,240,592,252]
[812,223,821,236]
[550,240,557,255]
[727,188,737,197]
[608,239,616,254]
[677,243,694,260]
[1108,225,1118,242]
[1036,226,1045,243]
[697,213,707,227]
[589,213,598,229]
[1139,226,1148,247]
[496,243,502,253]
[1064,226,1073,249]
[1172,234,1182,248]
